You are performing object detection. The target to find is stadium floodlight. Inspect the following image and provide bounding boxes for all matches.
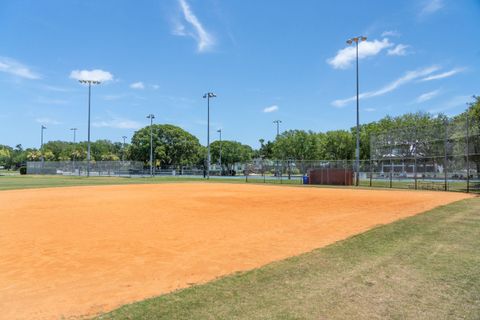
[78,79,101,177]
[40,125,47,163]
[122,136,127,162]
[346,35,367,186]
[70,128,78,173]
[217,129,222,172]
[203,92,217,180]
[146,114,155,177]
[273,120,282,137]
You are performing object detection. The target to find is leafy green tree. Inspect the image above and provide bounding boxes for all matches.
[272,130,322,160]
[322,130,355,160]
[130,124,203,167]
[210,140,253,169]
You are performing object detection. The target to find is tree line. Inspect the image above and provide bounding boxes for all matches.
[1,96,478,171]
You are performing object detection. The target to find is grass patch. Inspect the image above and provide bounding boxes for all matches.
[97,197,480,320]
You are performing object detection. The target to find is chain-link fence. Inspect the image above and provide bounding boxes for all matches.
[27,161,146,176]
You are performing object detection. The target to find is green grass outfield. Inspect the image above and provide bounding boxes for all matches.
[1,175,478,318]
[95,197,480,320]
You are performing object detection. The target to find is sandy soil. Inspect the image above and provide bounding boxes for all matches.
[0,183,470,319]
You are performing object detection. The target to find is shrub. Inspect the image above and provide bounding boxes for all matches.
[19,166,27,175]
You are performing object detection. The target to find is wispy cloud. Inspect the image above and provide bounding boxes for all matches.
[36,97,69,105]
[420,0,444,16]
[69,69,114,82]
[173,0,215,52]
[42,85,75,92]
[0,56,41,79]
[35,117,61,125]
[327,38,393,69]
[151,84,160,90]
[428,95,470,114]
[381,30,401,37]
[420,68,465,81]
[92,117,142,129]
[130,82,145,90]
[332,66,439,107]
[387,44,409,56]
[415,89,440,103]
[263,105,279,113]
[364,107,376,112]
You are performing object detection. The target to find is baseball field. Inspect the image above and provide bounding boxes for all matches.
[0,176,478,319]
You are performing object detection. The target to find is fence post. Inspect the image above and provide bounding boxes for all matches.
[369,159,373,187]
[390,159,393,188]
[444,120,448,191]
[414,128,418,190]
[466,114,470,193]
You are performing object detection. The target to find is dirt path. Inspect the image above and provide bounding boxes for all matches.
[0,183,471,319]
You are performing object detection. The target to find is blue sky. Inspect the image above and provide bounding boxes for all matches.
[0,0,478,149]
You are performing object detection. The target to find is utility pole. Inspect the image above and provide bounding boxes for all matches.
[122,136,127,162]
[217,129,222,173]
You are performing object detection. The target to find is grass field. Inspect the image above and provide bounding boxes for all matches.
[97,197,480,319]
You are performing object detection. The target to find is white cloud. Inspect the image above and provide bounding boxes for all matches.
[151,84,160,90]
[428,95,470,114]
[263,105,279,113]
[0,56,41,79]
[174,0,215,52]
[327,38,393,69]
[69,69,114,82]
[381,30,401,37]
[415,89,440,103]
[35,117,61,125]
[130,82,145,90]
[332,66,439,107]
[420,0,444,16]
[420,68,465,81]
[92,117,142,129]
[387,44,409,56]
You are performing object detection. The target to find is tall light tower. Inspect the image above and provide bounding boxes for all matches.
[122,136,127,162]
[40,125,47,163]
[70,128,77,172]
[146,114,155,177]
[273,120,282,137]
[70,128,78,143]
[203,92,216,180]
[346,36,367,186]
[217,129,222,172]
[78,79,101,177]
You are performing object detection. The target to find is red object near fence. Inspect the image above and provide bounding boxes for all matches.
[308,168,354,186]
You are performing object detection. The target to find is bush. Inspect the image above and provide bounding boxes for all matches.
[19,166,27,175]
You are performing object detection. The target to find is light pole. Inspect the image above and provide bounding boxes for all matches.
[217,129,222,173]
[78,79,101,177]
[70,128,77,173]
[273,120,282,137]
[41,125,47,163]
[70,128,78,143]
[273,120,282,177]
[122,136,127,162]
[146,114,155,177]
[203,92,216,179]
[346,36,367,186]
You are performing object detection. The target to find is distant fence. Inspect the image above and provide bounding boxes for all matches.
[26,158,480,193]
[27,161,145,176]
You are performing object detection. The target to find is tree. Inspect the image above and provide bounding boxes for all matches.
[210,140,253,169]
[272,130,322,160]
[0,146,12,168]
[130,124,203,167]
[322,130,355,160]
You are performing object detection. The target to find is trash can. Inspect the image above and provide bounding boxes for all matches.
[303,175,309,184]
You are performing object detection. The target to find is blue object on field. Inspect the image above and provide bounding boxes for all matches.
[303,175,309,184]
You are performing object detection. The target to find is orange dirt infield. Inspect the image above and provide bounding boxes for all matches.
[0,183,471,319]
